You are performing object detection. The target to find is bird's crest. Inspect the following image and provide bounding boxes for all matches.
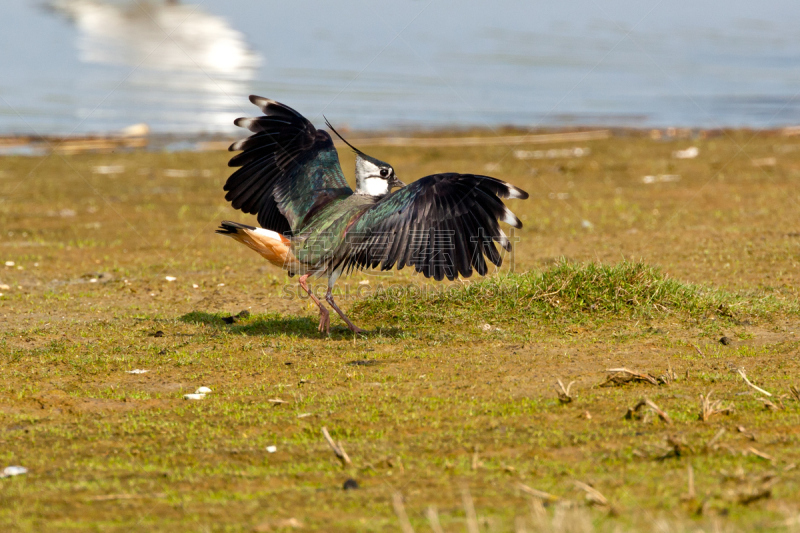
[324,117,367,157]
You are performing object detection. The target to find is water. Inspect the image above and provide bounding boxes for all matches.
[3,0,800,136]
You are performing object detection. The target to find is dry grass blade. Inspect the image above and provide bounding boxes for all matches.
[737,368,772,397]
[461,487,480,533]
[602,367,659,387]
[321,427,351,467]
[645,398,673,424]
[699,391,734,421]
[556,379,575,403]
[471,445,482,470]
[517,482,560,503]
[759,397,782,410]
[85,493,166,502]
[573,480,610,507]
[425,506,444,533]
[704,428,726,451]
[392,492,415,533]
[790,385,800,402]
[746,447,775,462]
[680,465,696,501]
[267,398,288,405]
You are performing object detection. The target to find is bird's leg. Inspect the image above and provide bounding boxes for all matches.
[298,274,330,334]
[325,286,365,334]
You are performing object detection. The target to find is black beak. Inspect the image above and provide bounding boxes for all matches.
[389,175,405,189]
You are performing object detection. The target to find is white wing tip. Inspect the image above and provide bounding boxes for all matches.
[502,207,522,228]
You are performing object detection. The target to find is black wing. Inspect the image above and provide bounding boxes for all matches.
[224,96,352,236]
[337,173,529,281]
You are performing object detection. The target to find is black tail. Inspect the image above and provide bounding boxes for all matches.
[216,220,257,236]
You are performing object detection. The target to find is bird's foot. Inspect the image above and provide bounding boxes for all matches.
[347,324,366,335]
[318,308,330,334]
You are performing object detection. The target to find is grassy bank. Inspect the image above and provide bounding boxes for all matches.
[1,129,800,531]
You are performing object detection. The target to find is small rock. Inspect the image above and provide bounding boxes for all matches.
[343,478,359,490]
[235,310,251,319]
[672,147,699,159]
[266,445,277,453]
[126,369,148,374]
[5,261,15,267]
[165,276,177,282]
[1,466,28,478]
[153,331,164,338]
[195,387,212,394]
[719,336,732,345]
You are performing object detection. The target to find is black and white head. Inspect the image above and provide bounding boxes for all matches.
[325,119,405,197]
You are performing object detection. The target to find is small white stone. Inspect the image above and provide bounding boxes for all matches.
[1,466,27,478]
[217,283,225,287]
[0,284,9,291]
[183,393,205,400]
[89,278,98,283]
[195,386,212,394]
[4,261,14,267]
[192,284,199,289]
[165,276,177,282]
[126,369,148,374]
[266,446,277,453]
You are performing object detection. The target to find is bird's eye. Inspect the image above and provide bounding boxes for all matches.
[379,168,389,177]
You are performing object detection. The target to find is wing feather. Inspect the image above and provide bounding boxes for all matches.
[224,96,353,235]
[339,173,528,280]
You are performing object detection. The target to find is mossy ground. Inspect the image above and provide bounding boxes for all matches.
[1,129,800,532]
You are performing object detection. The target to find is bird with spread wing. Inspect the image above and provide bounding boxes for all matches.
[218,96,529,334]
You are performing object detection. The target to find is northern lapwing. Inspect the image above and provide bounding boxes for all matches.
[218,96,529,334]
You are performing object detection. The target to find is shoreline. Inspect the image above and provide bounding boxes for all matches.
[3,125,800,157]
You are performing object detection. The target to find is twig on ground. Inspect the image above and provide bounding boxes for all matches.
[556,379,575,403]
[425,506,444,533]
[690,344,704,357]
[663,434,692,458]
[461,487,480,533]
[322,427,351,467]
[625,397,672,424]
[392,492,415,533]
[699,392,733,421]
[573,480,610,508]
[737,368,772,397]
[602,367,659,387]
[737,425,757,441]
[517,482,560,503]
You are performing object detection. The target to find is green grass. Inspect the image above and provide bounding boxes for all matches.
[354,260,795,328]
[3,133,800,531]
